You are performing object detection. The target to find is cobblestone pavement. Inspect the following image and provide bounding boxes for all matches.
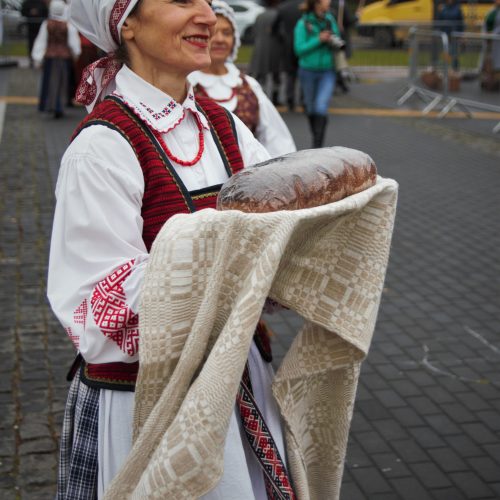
[1,66,499,500]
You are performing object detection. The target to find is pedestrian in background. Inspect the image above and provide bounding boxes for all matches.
[481,0,500,90]
[294,0,341,147]
[31,0,80,118]
[21,0,49,68]
[485,0,500,72]
[190,0,296,157]
[272,0,303,111]
[436,0,464,71]
[249,0,282,106]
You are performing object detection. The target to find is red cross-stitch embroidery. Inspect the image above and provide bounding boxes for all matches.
[91,260,139,356]
[109,0,133,45]
[65,327,80,349]
[73,299,88,331]
[237,364,296,500]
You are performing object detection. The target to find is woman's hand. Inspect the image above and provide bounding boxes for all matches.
[319,30,333,43]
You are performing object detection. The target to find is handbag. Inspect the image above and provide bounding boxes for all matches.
[334,49,349,71]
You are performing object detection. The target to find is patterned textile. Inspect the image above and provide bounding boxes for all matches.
[238,364,296,499]
[57,372,99,500]
[234,75,260,134]
[90,260,139,356]
[104,177,398,499]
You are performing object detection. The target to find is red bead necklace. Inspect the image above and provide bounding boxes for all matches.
[155,115,205,167]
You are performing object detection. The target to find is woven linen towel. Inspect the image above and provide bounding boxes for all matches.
[105,177,398,500]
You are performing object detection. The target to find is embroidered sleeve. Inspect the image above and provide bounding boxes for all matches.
[47,125,147,363]
[90,261,139,356]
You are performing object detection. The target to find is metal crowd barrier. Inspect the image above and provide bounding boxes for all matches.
[398,27,500,134]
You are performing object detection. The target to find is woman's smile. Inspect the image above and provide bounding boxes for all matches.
[183,34,211,49]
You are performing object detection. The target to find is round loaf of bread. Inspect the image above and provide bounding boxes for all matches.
[217,146,377,213]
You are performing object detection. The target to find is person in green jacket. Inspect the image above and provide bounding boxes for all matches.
[294,0,342,147]
[485,0,500,73]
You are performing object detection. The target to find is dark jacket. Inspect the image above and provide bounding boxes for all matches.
[436,2,464,35]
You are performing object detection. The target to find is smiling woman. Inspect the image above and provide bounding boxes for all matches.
[47,0,295,499]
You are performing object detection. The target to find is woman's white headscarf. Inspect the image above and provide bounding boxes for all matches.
[69,0,140,110]
[49,0,67,20]
[211,0,241,62]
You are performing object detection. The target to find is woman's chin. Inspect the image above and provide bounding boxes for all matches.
[191,55,213,71]
[210,52,230,64]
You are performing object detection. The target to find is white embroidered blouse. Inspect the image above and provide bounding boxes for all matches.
[47,65,271,365]
[189,62,296,158]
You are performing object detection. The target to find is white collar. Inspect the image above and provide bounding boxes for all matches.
[189,62,242,89]
[113,65,210,134]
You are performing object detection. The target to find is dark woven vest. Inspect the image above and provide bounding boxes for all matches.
[46,20,71,59]
[194,74,260,135]
[70,95,246,390]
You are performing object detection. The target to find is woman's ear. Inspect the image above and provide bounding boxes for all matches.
[121,17,136,41]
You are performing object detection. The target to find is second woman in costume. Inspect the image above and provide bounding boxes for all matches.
[189,0,296,157]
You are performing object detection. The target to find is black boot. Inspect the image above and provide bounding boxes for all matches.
[313,114,328,148]
[337,71,349,93]
[307,114,316,148]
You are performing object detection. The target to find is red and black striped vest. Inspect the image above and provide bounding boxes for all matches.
[71,94,246,390]
[73,94,244,251]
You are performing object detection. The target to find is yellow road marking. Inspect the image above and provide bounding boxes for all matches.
[0,96,38,105]
[276,105,500,120]
[2,96,500,121]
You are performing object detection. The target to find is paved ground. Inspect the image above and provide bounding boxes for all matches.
[0,65,499,500]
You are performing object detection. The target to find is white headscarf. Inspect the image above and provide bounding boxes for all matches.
[49,0,67,20]
[211,0,241,62]
[69,0,140,110]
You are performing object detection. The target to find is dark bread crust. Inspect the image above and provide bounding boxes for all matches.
[216,147,377,213]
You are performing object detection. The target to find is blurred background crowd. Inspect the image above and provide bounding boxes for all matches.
[0,0,498,124]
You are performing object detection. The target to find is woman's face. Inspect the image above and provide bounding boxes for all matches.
[316,0,331,14]
[209,15,235,65]
[122,0,217,77]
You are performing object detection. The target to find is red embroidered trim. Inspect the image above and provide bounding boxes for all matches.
[109,0,133,45]
[85,361,139,384]
[237,364,296,500]
[153,114,205,167]
[75,56,122,106]
[65,327,80,349]
[90,260,139,356]
[73,299,88,331]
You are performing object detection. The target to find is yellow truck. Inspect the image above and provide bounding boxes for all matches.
[356,0,494,46]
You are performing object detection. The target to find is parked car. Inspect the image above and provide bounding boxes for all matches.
[356,0,494,47]
[226,0,265,44]
[1,0,27,39]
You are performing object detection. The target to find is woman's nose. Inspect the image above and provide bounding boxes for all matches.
[212,30,225,42]
[195,0,217,27]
